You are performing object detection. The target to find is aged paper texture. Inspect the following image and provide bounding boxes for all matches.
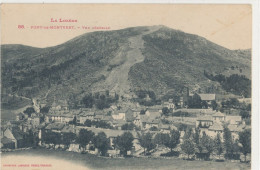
[0,3,255,170]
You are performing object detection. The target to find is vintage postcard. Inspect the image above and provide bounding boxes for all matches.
[0,3,256,170]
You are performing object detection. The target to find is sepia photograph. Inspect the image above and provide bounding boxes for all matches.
[0,2,257,170]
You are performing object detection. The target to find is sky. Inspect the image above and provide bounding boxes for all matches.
[0,4,252,50]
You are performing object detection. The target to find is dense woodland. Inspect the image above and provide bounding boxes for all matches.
[204,71,251,98]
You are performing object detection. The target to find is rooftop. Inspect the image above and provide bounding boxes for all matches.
[212,112,225,117]
[226,116,242,122]
[146,108,160,112]
[209,123,223,131]
[198,94,216,101]
[94,115,103,119]
[79,127,138,138]
[228,124,244,132]
[197,116,213,121]
[45,123,65,130]
[101,115,113,122]
[112,119,127,126]
[37,123,47,129]
[79,111,95,117]
[160,124,177,130]
[61,125,76,133]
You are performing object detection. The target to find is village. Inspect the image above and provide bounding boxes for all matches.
[1,88,251,162]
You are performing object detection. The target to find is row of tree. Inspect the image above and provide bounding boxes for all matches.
[81,91,119,110]
[41,127,250,161]
[181,127,251,161]
[42,129,110,156]
[113,128,251,161]
[84,119,113,129]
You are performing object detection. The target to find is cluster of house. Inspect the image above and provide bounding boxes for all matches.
[0,98,177,151]
[196,111,245,140]
[44,107,172,131]
[1,108,45,149]
[1,92,247,156]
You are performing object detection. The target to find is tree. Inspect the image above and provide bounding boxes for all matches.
[69,116,77,125]
[82,94,94,108]
[44,132,62,148]
[223,126,233,155]
[201,101,208,109]
[239,129,251,161]
[40,106,50,113]
[214,133,223,159]
[183,128,193,140]
[140,109,146,115]
[193,128,200,146]
[230,98,239,108]
[138,132,156,155]
[105,90,109,96]
[77,129,94,149]
[164,130,180,152]
[162,107,170,116]
[154,133,170,146]
[96,99,109,110]
[136,90,146,99]
[115,93,119,101]
[201,133,215,158]
[240,110,250,119]
[149,126,158,131]
[93,132,110,156]
[121,123,136,130]
[107,111,112,116]
[223,126,240,159]
[25,129,35,147]
[23,107,35,117]
[114,132,134,156]
[181,139,195,159]
[193,128,203,154]
[246,104,251,111]
[148,90,156,101]
[84,119,92,127]
[178,123,188,131]
[211,100,218,110]
[62,132,76,147]
[92,120,112,129]
[188,93,202,108]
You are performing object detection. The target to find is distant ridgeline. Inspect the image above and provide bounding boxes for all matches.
[203,70,251,98]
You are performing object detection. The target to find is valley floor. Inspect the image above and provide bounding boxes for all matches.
[1,148,250,170]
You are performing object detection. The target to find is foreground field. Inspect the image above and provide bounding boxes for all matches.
[1,148,250,170]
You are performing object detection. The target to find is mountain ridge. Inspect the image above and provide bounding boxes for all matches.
[1,25,251,107]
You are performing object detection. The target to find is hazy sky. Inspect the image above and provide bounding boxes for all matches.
[1,4,252,49]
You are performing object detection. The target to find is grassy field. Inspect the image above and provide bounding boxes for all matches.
[1,148,250,170]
